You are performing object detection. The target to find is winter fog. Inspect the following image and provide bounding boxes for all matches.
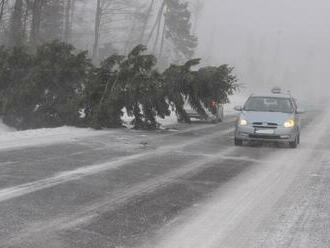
[196,0,330,100]
[1,1,330,248]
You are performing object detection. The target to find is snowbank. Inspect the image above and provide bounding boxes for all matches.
[121,109,178,128]
[0,119,15,134]
[0,110,177,151]
[158,111,178,127]
[0,126,110,151]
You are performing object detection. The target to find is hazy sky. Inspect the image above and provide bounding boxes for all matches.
[196,0,330,98]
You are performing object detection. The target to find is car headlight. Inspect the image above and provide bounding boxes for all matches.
[239,119,248,126]
[284,119,295,128]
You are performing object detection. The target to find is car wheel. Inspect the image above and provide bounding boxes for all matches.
[177,117,185,123]
[217,116,223,123]
[289,137,298,149]
[218,109,224,122]
[235,138,243,146]
[212,118,220,124]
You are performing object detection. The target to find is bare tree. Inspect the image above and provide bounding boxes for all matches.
[0,0,8,23]
[9,0,24,47]
[0,0,4,20]
[64,0,73,42]
[92,0,144,62]
[30,0,43,46]
[147,0,197,63]
[138,0,154,44]
[191,0,203,34]
[92,0,103,62]
[152,1,165,53]
[146,0,165,46]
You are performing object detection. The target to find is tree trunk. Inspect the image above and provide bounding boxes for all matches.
[191,0,203,34]
[22,0,30,40]
[152,2,165,53]
[124,16,137,54]
[0,0,8,23]
[158,17,166,58]
[9,0,24,47]
[30,0,43,47]
[146,0,165,46]
[70,0,76,30]
[64,0,72,43]
[139,0,154,44]
[92,0,102,63]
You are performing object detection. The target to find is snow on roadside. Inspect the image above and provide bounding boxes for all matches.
[0,91,242,151]
[158,111,178,128]
[0,126,110,151]
[146,109,330,248]
[0,119,15,134]
[121,108,178,129]
[0,110,177,151]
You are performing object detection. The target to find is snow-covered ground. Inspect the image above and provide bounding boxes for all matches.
[140,108,330,248]
[121,109,178,129]
[0,124,112,151]
[0,110,178,151]
[0,119,15,134]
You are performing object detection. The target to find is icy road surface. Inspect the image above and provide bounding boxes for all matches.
[0,110,329,248]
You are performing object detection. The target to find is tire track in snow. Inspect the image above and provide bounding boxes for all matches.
[0,127,234,204]
[143,110,330,248]
[247,143,330,248]
[0,118,235,168]
[0,116,236,153]
[2,145,239,247]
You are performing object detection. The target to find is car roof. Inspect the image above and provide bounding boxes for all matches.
[249,93,292,99]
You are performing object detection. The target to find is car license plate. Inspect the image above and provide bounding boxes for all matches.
[256,129,274,135]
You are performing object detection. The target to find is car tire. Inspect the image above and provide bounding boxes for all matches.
[212,118,220,124]
[177,117,185,123]
[218,110,224,123]
[235,138,243,146]
[289,137,298,149]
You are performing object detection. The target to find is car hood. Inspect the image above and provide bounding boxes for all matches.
[241,111,294,124]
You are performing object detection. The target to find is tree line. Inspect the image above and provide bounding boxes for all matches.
[0,1,237,130]
[0,41,237,130]
[0,0,203,65]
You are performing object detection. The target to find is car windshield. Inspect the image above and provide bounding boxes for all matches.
[244,97,294,113]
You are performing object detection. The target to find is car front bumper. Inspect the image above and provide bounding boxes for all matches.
[235,125,298,142]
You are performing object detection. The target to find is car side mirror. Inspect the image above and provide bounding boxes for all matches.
[234,105,243,111]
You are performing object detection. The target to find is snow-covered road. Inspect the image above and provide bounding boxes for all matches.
[0,110,329,248]
[144,110,330,248]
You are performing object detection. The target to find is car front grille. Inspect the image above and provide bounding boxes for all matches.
[252,122,278,129]
[249,134,281,139]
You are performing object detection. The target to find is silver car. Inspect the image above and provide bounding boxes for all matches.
[234,93,303,148]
